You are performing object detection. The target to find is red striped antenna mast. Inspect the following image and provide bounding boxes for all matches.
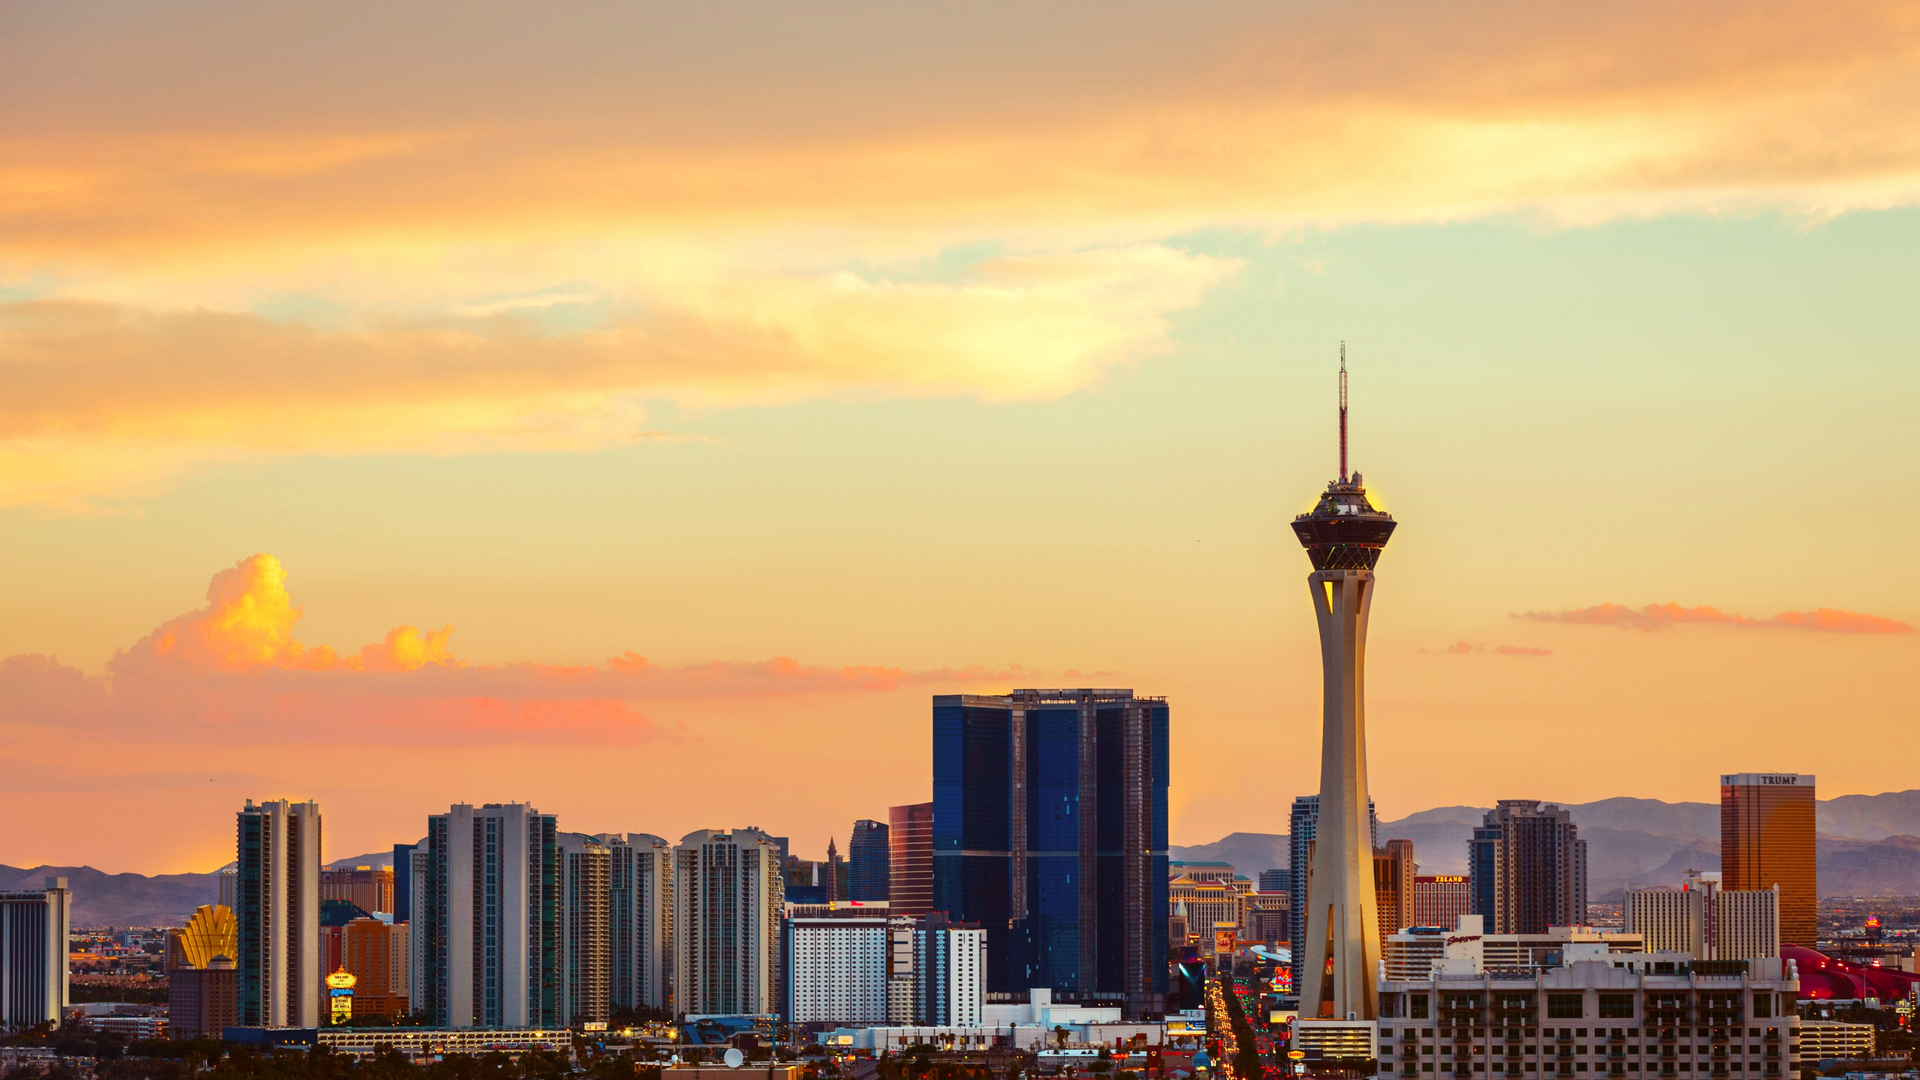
[1338,342,1348,483]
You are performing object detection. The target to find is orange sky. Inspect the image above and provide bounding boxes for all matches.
[2,0,1918,873]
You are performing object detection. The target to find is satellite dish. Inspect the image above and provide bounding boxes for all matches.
[724,1049,745,1069]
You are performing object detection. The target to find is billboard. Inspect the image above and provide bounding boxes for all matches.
[326,969,356,1025]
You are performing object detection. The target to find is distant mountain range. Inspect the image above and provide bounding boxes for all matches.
[0,850,403,927]
[17,793,1920,927]
[1168,789,1920,902]
[0,864,225,927]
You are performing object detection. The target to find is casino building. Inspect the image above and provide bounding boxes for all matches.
[1375,949,1802,1080]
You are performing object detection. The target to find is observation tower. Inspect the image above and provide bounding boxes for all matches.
[1292,346,1396,1020]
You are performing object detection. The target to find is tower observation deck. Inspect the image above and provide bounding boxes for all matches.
[1293,347,1395,1022]
[1291,476,1395,569]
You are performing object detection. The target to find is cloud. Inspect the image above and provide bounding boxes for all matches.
[5,0,1920,506]
[109,554,453,675]
[1513,602,1916,635]
[0,246,1235,508]
[0,555,1023,745]
[1438,640,1552,656]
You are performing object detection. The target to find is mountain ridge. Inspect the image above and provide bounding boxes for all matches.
[21,790,1920,926]
[1169,789,1920,901]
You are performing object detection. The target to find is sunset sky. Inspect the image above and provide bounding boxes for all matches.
[3,0,1917,875]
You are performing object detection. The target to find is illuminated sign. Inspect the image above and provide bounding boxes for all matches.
[1427,876,1466,883]
[326,969,356,1025]
[1215,928,1238,954]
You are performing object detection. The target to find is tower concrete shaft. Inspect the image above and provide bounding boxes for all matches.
[1299,568,1381,1020]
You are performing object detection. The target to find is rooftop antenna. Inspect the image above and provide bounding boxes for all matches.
[1338,342,1349,483]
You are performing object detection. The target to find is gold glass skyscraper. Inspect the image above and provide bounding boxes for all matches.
[1720,773,1816,946]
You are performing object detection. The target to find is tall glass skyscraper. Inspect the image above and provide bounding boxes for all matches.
[1721,773,1816,946]
[889,803,935,917]
[931,688,1169,1019]
[848,819,891,902]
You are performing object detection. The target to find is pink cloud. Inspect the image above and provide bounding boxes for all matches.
[0,555,1023,745]
[1515,602,1915,635]
[1437,640,1551,656]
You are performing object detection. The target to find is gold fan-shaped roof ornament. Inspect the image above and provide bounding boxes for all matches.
[179,904,238,969]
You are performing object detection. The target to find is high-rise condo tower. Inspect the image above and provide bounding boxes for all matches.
[1292,347,1396,1020]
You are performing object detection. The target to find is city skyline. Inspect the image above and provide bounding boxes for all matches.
[5,0,1920,878]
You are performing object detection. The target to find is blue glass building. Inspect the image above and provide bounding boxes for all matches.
[931,689,1169,1018]
[392,842,416,922]
[847,819,891,902]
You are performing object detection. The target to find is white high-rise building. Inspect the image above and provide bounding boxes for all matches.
[912,913,985,1027]
[558,833,610,1026]
[598,833,674,1015]
[673,829,781,1017]
[786,906,891,1024]
[236,799,322,1029]
[887,915,916,1023]
[1626,870,1779,961]
[423,803,562,1029]
[1,877,71,1030]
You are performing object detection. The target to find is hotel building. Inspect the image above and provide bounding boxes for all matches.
[1626,872,1779,962]
[786,905,891,1024]
[421,802,563,1028]
[0,877,70,1030]
[557,833,610,1025]
[236,799,322,1028]
[1720,775,1815,947]
[1374,953,1802,1080]
[1472,802,1589,935]
[598,833,674,1015]
[888,803,934,918]
[1417,877,1473,930]
[931,689,1169,1017]
[674,828,782,1017]
[1385,917,1646,981]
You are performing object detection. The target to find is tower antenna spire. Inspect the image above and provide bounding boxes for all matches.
[1338,342,1348,483]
